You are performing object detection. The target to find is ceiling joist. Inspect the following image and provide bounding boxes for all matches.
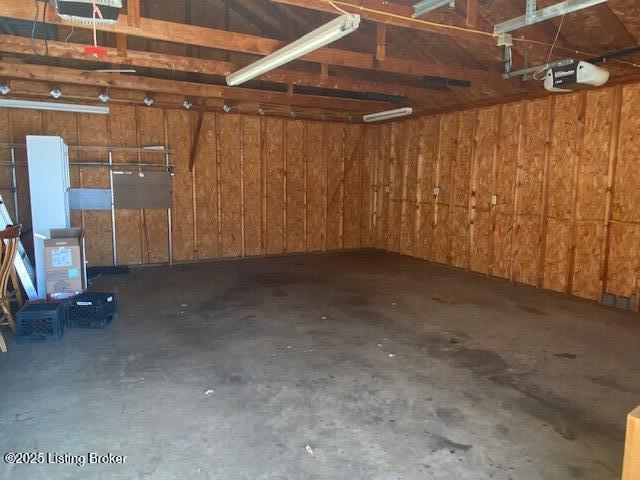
[0,0,503,85]
[0,62,392,113]
[0,34,462,101]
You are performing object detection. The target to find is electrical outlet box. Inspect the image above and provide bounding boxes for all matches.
[384,185,390,194]
[491,194,499,206]
[433,187,441,196]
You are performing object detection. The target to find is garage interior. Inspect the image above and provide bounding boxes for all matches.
[0,0,640,479]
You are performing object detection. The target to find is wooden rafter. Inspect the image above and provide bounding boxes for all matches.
[126,0,140,27]
[0,35,471,101]
[0,62,393,112]
[0,0,504,85]
[271,0,497,44]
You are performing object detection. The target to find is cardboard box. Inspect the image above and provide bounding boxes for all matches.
[44,228,86,295]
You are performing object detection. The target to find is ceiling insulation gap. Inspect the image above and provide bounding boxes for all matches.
[423,76,472,88]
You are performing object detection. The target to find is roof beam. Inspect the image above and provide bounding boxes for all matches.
[0,62,392,112]
[0,0,503,84]
[466,0,478,26]
[271,0,496,44]
[127,0,140,27]
[0,34,452,101]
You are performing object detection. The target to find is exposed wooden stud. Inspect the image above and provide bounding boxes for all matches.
[487,105,502,277]
[446,113,461,266]
[214,113,223,257]
[127,0,140,27]
[565,92,587,295]
[600,86,623,297]
[430,116,442,261]
[239,117,246,257]
[467,110,478,271]
[320,64,329,80]
[376,24,386,62]
[188,110,205,172]
[115,33,128,57]
[536,97,555,288]
[466,0,478,27]
[510,102,527,283]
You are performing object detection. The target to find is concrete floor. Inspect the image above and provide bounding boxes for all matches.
[0,251,639,480]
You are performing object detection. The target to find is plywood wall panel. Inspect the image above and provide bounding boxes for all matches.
[193,113,220,260]
[493,103,521,279]
[414,117,437,261]
[387,123,403,253]
[469,107,497,274]
[11,109,43,243]
[513,99,549,285]
[433,113,455,264]
[326,122,344,251]
[572,89,614,299]
[75,113,113,267]
[607,83,640,296]
[607,223,640,297]
[400,120,419,257]
[305,122,326,252]
[576,90,613,221]
[543,94,582,292]
[343,124,363,250]
[285,120,305,253]
[449,110,474,269]
[137,107,169,264]
[573,223,606,300]
[108,105,142,265]
[360,126,376,248]
[166,109,195,262]
[218,114,243,258]
[0,110,15,225]
[242,116,263,256]
[612,84,640,224]
[374,125,391,250]
[265,117,285,255]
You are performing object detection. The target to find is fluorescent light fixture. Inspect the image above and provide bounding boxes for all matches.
[0,98,109,115]
[412,0,455,18]
[226,14,360,86]
[363,107,413,123]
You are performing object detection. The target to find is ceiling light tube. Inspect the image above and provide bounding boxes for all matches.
[412,0,455,18]
[363,107,414,123]
[226,14,360,86]
[0,98,109,115]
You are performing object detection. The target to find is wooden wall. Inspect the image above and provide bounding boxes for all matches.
[362,84,640,305]
[0,106,366,267]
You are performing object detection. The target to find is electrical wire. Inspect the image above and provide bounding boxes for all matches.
[547,14,565,64]
[30,0,49,57]
[532,14,566,81]
[318,0,640,70]
[328,1,350,15]
[64,25,75,43]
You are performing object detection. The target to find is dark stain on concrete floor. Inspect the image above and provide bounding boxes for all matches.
[0,250,638,480]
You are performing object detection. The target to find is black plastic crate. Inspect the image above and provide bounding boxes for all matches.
[67,292,117,329]
[16,302,66,344]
